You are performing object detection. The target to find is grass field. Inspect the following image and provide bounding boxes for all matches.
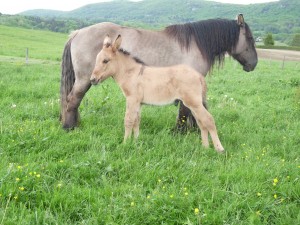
[0,25,300,225]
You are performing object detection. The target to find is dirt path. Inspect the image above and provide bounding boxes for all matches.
[257,49,300,62]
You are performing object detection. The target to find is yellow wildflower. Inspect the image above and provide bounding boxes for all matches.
[36,174,41,178]
[257,192,262,197]
[273,178,279,186]
[274,194,277,199]
[170,194,174,198]
[194,208,199,215]
[15,178,20,182]
[184,192,189,196]
[130,201,135,207]
[147,195,151,199]
[18,187,25,191]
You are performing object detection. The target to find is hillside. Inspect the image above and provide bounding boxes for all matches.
[1,0,299,43]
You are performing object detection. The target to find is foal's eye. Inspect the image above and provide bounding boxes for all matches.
[103,59,109,64]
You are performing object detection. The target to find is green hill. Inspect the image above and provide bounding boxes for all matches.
[1,0,299,44]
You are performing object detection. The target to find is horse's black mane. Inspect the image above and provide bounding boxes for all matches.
[118,48,146,65]
[164,19,254,68]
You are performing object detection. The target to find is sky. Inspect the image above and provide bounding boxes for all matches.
[0,0,279,15]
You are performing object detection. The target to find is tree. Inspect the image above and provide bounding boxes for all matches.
[290,34,300,47]
[264,33,275,46]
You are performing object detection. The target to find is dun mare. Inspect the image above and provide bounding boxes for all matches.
[90,35,225,152]
[61,14,257,130]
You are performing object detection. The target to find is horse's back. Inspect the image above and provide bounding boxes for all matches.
[70,22,123,78]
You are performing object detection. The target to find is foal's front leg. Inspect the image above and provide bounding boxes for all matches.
[133,107,141,139]
[124,98,140,142]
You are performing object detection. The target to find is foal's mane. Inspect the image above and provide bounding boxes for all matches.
[164,19,253,69]
[118,48,146,65]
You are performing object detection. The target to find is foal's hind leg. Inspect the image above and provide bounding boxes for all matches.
[64,79,91,129]
[190,106,224,152]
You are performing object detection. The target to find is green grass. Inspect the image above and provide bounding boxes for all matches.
[0,25,67,61]
[0,25,300,224]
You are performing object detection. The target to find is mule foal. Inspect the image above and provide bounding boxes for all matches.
[90,35,224,152]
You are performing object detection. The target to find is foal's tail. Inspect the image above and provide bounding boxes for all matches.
[60,37,75,122]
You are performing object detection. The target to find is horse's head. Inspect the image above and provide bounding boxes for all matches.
[90,35,122,85]
[231,14,258,72]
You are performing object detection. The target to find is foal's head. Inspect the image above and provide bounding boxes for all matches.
[90,35,122,85]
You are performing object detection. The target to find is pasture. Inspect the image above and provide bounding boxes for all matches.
[0,25,299,224]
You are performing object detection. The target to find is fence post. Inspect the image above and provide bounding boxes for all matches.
[281,56,285,69]
[26,48,28,64]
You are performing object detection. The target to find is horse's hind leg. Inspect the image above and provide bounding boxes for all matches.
[64,79,91,129]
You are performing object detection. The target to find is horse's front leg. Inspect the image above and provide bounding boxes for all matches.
[63,79,91,130]
[176,101,197,132]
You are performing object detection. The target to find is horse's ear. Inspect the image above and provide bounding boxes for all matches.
[236,13,245,26]
[103,35,112,48]
[112,35,122,52]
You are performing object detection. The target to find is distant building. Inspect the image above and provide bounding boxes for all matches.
[256,37,263,42]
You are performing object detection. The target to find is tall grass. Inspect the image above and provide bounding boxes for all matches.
[0,25,299,224]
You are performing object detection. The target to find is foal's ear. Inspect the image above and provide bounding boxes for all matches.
[103,35,112,48]
[112,35,122,52]
[236,13,245,26]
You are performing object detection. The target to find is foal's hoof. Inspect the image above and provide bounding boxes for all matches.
[216,148,226,154]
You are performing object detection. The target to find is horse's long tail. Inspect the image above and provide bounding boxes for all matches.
[60,37,75,122]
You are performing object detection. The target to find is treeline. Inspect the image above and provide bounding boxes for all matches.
[0,14,91,33]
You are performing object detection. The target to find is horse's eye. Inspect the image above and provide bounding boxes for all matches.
[103,59,109,64]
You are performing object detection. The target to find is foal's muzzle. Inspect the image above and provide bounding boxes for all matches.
[90,76,99,85]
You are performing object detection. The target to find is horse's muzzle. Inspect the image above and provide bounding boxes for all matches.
[243,61,257,72]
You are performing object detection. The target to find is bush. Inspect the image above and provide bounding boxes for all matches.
[264,33,275,46]
[290,34,300,47]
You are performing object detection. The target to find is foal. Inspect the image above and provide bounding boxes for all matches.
[90,35,224,152]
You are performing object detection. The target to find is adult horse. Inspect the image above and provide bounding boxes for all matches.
[60,14,257,130]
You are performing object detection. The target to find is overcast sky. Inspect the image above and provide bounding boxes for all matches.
[0,0,279,15]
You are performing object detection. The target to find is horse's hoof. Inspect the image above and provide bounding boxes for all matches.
[62,123,76,131]
[171,125,188,134]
